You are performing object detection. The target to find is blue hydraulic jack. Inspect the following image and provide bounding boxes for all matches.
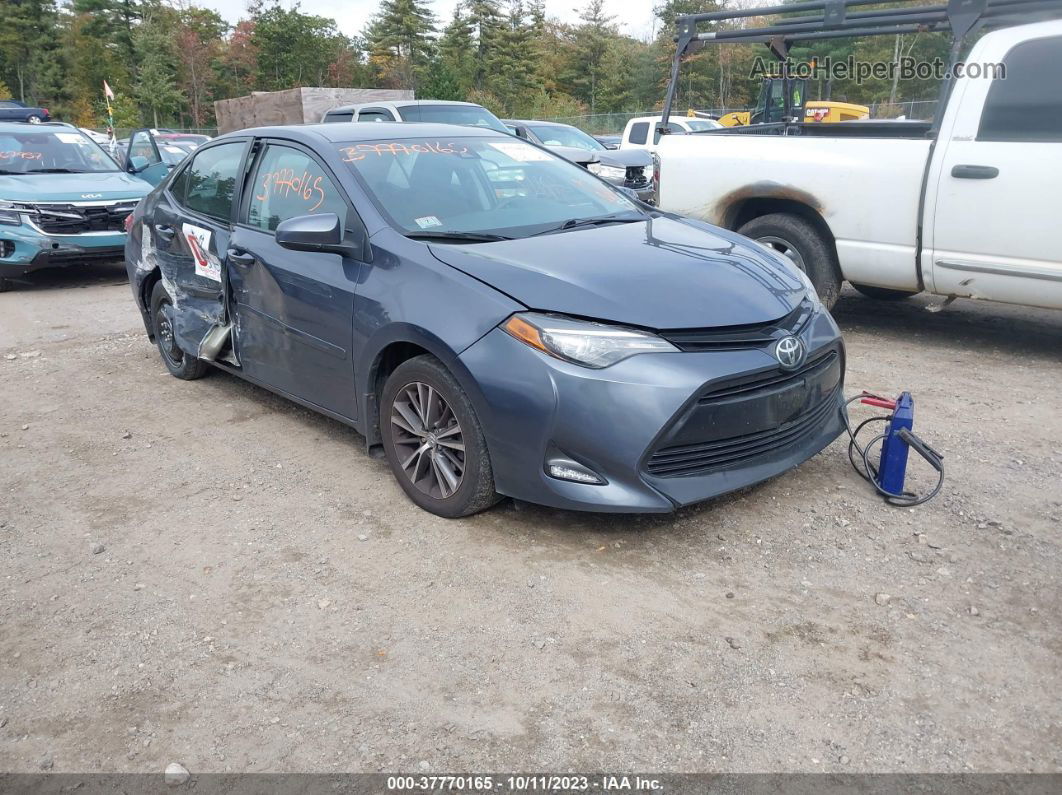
[846,391,945,507]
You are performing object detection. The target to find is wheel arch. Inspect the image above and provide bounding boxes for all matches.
[139,267,163,342]
[359,325,493,449]
[724,196,837,253]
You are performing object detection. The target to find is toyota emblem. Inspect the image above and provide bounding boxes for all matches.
[775,335,806,370]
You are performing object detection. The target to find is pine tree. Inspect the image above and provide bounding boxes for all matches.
[366,0,436,90]
[134,9,184,127]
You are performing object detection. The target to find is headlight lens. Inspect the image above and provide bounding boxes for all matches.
[588,163,627,181]
[502,312,678,368]
[0,203,22,226]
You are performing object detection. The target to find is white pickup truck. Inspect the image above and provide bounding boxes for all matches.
[656,19,1062,311]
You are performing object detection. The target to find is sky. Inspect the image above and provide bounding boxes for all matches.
[194,0,664,41]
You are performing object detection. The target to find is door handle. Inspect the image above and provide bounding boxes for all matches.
[227,248,256,267]
[951,164,999,180]
[154,223,175,241]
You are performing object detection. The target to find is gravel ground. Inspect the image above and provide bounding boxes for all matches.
[0,262,1060,775]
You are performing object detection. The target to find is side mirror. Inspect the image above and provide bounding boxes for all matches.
[129,155,150,172]
[275,213,362,258]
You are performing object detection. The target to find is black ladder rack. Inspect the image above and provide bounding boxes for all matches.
[661,0,1062,129]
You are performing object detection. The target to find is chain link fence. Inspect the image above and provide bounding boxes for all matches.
[541,99,939,133]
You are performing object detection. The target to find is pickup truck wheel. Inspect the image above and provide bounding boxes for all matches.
[150,281,209,381]
[851,283,919,301]
[738,213,841,309]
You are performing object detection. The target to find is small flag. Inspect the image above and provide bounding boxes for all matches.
[103,80,115,101]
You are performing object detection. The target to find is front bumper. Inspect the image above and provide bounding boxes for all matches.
[459,306,845,513]
[0,223,126,278]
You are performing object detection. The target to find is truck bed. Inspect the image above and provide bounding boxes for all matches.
[690,120,935,139]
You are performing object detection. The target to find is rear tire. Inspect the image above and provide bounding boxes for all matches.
[26,115,42,124]
[150,281,208,380]
[851,283,919,301]
[738,212,842,310]
[381,355,500,518]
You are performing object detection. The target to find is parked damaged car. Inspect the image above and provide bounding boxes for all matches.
[0,122,151,291]
[505,119,654,203]
[125,122,845,517]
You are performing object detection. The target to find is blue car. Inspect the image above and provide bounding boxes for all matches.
[125,123,845,517]
[0,122,152,291]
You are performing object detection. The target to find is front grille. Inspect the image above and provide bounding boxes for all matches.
[647,388,837,477]
[699,350,837,403]
[660,298,814,352]
[27,203,136,235]
[624,166,648,188]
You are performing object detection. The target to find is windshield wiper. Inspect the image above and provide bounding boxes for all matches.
[29,168,92,174]
[529,212,644,237]
[406,231,511,243]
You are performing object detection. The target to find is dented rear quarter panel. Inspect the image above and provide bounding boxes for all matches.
[655,133,934,291]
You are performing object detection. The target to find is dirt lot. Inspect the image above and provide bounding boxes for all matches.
[1,262,1060,775]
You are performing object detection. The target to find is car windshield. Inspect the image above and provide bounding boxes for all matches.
[0,130,120,174]
[402,105,510,133]
[159,144,191,166]
[337,136,642,239]
[528,124,605,152]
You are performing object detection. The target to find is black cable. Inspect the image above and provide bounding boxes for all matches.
[840,394,944,507]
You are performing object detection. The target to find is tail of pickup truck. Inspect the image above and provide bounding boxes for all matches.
[656,13,1062,312]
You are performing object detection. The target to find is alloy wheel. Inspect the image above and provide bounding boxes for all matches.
[389,381,465,500]
[758,234,806,271]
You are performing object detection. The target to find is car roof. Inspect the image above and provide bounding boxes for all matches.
[0,121,69,133]
[326,100,484,113]
[217,122,511,144]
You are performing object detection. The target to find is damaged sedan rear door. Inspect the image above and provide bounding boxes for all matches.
[145,138,251,360]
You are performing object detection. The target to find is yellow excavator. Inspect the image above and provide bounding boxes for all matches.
[700,77,869,127]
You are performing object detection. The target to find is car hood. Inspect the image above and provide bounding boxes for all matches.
[429,215,806,330]
[597,148,652,168]
[547,145,598,165]
[0,171,152,203]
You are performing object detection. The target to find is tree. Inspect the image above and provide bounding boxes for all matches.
[365,0,436,90]
[0,0,64,104]
[251,2,355,90]
[134,8,184,126]
[485,1,537,115]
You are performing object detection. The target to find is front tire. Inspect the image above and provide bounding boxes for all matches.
[150,281,208,380]
[381,355,499,518]
[851,283,919,301]
[0,277,12,293]
[738,213,842,309]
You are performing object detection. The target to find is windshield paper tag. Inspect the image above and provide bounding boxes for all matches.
[486,141,552,162]
[56,133,85,144]
[181,223,221,282]
[415,216,443,229]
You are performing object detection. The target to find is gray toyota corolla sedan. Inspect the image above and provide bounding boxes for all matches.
[125,122,845,517]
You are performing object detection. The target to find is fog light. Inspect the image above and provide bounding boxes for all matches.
[546,457,605,485]
[0,240,14,259]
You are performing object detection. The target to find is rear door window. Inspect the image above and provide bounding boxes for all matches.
[978,36,1062,143]
[628,122,648,145]
[244,144,349,231]
[180,142,247,222]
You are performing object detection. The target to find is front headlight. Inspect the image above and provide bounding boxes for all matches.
[0,203,22,226]
[588,163,627,181]
[502,312,678,368]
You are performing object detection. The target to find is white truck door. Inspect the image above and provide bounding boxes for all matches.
[924,28,1062,309]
